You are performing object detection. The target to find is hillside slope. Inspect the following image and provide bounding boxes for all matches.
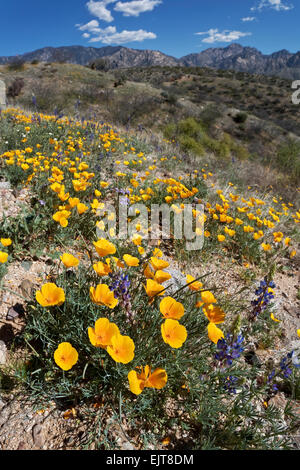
[1,43,300,78]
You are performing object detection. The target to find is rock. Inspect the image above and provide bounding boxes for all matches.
[0,80,6,110]
[0,341,7,365]
[0,182,11,190]
[163,266,187,294]
[17,442,27,450]
[268,392,288,414]
[6,303,25,321]
[19,279,34,297]
[32,424,44,448]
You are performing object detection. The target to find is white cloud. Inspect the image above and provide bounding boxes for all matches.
[78,0,158,45]
[89,27,157,44]
[77,19,102,34]
[251,0,294,11]
[86,0,116,22]
[241,16,256,22]
[114,0,162,17]
[196,29,252,44]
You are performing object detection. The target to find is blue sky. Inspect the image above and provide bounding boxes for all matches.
[0,0,298,58]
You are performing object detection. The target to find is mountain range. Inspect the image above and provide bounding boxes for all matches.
[1,43,300,79]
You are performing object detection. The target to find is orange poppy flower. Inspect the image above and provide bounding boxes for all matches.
[186,275,203,291]
[88,318,120,348]
[123,254,139,267]
[154,270,172,284]
[203,304,226,324]
[93,239,116,257]
[161,319,187,348]
[144,279,165,298]
[0,252,8,263]
[54,342,78,371]
[0,238,12,247]
[106,334,135,364]
[207,322,224,344]
[77,203,89,215]
[150,257,170,271]
[196,290,217,308]
[93,261,112,276]
[36,283,65,307]
[143,263,155,279]
[90,284,118,309]
[60,253,79,268]
[159,297,184,320]
[128,365,168,395]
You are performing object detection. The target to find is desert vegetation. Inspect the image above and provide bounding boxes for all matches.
[0,62,299,450]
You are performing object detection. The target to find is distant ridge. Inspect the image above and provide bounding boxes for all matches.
[1,43,299,79]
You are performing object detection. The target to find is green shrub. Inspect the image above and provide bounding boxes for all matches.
[233,112,248,124]
[275,141,300,184]
[178,135,205,155]
[6,59,25,72]
[177,117,204,140]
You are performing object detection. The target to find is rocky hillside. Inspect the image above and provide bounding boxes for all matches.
[181,44,300,80]
[0,45,179,69]
[1,43,300,78]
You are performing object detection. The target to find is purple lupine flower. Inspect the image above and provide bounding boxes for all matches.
[223,375,239,394]
[280,352,293,378]
[249,278,276,322]
[267,351,296,393]
[215,334,244,367]
[109,272,133,322]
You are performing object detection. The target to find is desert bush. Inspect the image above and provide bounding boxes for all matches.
[7,78,25,99]
[110,93,161,126]
[177,117,204,140]
[161,91,177,105]
[233,112,248,124]
[200,104,222,129]
[178,134,205,155]
[275,140,300,184]
[89,58,110,72]
[6,59,25,72]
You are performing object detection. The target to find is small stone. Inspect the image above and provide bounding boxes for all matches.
[121,441,136,451]
[20,262,33,273]
[19,279,34,298]
[6,303,25,320]
[163,266,187,294]
[32,424,44,448]
[0,80,6,109]
[269,392,288,410]
[0,341,7,365]
[17,441,26,450]
[0,182,10,190]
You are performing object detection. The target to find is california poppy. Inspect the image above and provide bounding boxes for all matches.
[90,284,118,309]
[36,283,65,307]
[161,319,187,348]
[54,342,78,371]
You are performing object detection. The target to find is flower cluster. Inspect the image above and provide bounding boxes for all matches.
[109,272,133,321]
[0,237,12,264]
[249,278,276,321]
[222,375,239,395]
[267,351,299,392]
[215,334,245,367]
